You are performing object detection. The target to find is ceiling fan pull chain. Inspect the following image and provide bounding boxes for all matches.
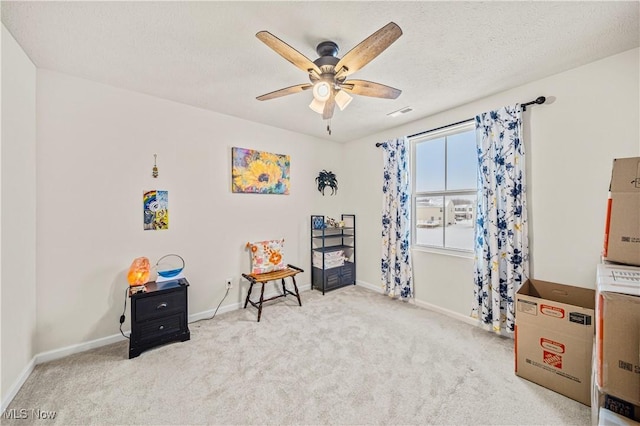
[326,121,332,136]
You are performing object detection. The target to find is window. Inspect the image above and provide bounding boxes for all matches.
[412,122,477,252]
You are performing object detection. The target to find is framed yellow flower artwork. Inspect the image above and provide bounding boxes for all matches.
[231,147,290,194]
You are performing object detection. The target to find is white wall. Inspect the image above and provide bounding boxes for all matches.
[343,48,640,319]
[35,69,345,353]
[1,25,38,408]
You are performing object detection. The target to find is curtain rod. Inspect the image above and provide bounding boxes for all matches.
[375,96,546,146]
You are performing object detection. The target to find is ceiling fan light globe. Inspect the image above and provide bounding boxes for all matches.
[313,82,331,102]
[309,98,326,114]
[335,90,353,111]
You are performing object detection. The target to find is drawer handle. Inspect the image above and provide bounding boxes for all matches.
[159,325,164,330]
[156,303,168,310]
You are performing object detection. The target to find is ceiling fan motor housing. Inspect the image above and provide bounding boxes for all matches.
[310,41,341,85]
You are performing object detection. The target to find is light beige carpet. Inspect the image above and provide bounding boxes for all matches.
[3,285,590,425]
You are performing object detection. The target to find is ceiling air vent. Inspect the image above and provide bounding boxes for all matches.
[387,107,413,118]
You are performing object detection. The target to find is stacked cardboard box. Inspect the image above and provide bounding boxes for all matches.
[592,263,640,425]
[603,157,640,266]
[593,157,640,424]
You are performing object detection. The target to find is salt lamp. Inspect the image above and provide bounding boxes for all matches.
[127,257,150,286]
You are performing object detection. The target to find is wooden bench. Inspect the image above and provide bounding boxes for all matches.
[241,264,303,322]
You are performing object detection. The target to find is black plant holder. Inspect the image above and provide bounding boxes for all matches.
[316,170,338,196]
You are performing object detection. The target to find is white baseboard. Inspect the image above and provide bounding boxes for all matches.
[1,358,35,414]
[0,278,466,414]
[412,298,479,327]
[189,300,241,322]
[356,279,479,327]
[355,279,384,293]
[30,281,476,366]
[190,282,312,322]
[4,280,487,413]
[2,282,313,414]
[35,333,128,365]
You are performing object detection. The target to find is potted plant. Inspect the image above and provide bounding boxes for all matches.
[316,170,338,196]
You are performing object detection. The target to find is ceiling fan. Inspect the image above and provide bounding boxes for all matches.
[255,22,403,128]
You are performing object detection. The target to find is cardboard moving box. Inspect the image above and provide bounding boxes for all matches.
[515,279,595,406]
[597,290,640,406]
[604,157,640,266]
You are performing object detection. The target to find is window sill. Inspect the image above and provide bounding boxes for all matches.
[411,245,474,260]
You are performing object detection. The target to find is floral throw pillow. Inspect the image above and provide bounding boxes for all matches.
[247,238,286,274]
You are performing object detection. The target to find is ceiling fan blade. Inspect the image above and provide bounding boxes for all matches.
[323,94,336,120]
[334,22,402,79]
[256,83,312,101]
[256,31,322,76]
[341,80,401,99]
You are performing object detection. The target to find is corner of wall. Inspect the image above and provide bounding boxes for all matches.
[1,23,38,411]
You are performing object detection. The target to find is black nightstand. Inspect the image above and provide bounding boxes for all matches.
[129,278,190,358]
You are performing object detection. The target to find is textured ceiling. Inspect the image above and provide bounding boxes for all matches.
[2,1,639,142]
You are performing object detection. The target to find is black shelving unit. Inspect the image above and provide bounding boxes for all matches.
[310,214,356,294]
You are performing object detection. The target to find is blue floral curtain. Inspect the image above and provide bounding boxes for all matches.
[473,105,529,333]
[381,137,413,299]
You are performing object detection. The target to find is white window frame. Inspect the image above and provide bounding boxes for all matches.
[410,121,477,257]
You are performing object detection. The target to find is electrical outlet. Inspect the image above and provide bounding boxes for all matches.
[225,278,233,289]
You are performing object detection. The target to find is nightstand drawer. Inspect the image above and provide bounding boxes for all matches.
[135,290,184,322]
[136,314,184,343]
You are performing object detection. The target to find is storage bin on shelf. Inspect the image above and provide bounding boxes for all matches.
[312,250,346,269]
